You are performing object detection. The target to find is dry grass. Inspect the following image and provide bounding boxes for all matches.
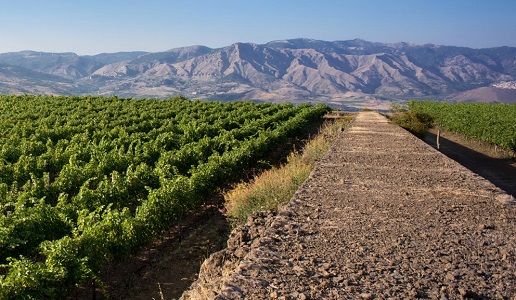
[224,115,353,224]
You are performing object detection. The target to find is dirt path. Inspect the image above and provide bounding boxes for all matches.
[183,111,515,299]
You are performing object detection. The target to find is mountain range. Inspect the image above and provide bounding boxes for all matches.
[1,39,516,108]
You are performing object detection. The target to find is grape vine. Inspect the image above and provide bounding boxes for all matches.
[408,100,516,152]
[0,95,330,299]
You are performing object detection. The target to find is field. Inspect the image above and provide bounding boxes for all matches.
[0,95,330,299]
[408,100,516,152]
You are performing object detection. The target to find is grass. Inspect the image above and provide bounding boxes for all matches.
[223,115,353,224]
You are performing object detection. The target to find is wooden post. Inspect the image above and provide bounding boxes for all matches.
[437,128,441,150]
[91,280,96,300]
[178,214,182,243]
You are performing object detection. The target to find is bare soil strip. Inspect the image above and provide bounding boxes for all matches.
[183,111,515,299]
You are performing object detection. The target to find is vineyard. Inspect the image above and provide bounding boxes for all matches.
[408,100,516,151]
[0,95,330,299]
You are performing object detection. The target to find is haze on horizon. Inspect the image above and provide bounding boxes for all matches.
[1,0,515,55]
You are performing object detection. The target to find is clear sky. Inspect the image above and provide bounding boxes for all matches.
[1,0,515,55]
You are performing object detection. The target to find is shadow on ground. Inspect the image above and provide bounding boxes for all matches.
[423,131,516,198]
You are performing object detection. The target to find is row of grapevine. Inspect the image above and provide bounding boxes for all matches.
[0,95,330,299]
[408,100,516,151]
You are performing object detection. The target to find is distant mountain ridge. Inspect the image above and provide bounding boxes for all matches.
[1,38,515,105]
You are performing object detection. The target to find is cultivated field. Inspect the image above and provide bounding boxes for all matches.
[0,95,329,299]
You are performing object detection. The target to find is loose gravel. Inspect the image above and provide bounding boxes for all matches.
[182,112,515,300]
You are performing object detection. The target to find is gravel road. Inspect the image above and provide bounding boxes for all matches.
[182,112,515,300]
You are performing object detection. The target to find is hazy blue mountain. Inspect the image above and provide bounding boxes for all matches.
[0,51,103,80]
[1,39,515,105]
[87,52,148,65]
[0,62,76,94]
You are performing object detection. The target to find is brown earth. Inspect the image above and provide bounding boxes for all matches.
[182,112,516,299]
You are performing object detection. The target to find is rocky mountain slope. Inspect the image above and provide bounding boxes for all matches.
[1,39,515,105]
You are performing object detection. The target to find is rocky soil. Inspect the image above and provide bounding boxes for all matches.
[182,112,515,299]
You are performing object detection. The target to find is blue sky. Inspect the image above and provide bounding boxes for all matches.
[1,0,515,55]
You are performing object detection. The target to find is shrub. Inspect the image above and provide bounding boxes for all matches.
[390,111,433,138]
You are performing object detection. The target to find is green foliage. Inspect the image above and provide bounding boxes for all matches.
[0,94,330,298]
[389,102,408,113]
[0,201,72,264]
[389,108,433,138]
[408,100,516,151]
